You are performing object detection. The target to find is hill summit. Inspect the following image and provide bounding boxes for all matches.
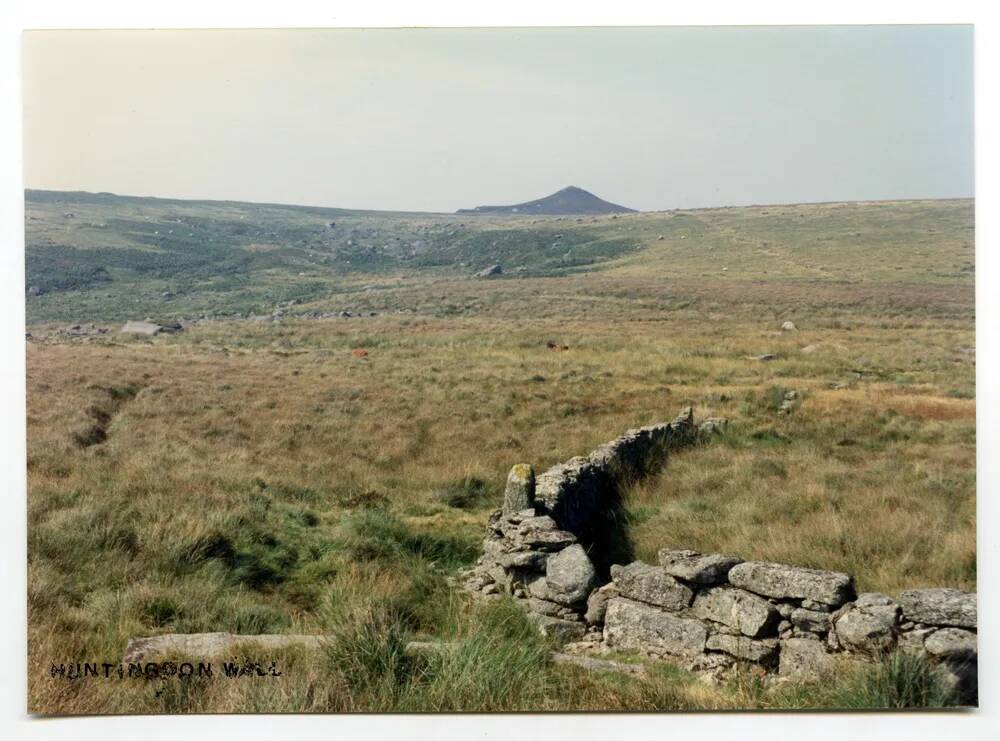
[458,185,636,215]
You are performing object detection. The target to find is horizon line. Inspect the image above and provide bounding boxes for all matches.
[23,187,976,217]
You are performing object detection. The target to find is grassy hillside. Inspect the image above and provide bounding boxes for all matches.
[25,191,972,325]
[25,192,975,712]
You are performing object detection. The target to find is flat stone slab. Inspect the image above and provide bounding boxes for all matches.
[727,561,855,607]
[898,588,977,629]
[603,597,707,657]
[658,549,742,585]
[706,634,778,665]
[612,562,693,610]
[551,652,647,676]
[497,550,549,570]
[123,633,328,663]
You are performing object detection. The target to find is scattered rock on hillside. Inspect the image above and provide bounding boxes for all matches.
[781,321,797,331]
[779,389,799,414]
[697,418,729,437]
[120,320,179,336]
[56,324,108,339]
[476,264,503,278]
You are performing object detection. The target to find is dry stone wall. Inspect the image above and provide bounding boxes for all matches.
[460,409,978,703]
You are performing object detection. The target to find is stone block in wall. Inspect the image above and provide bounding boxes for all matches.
[897,588,977,629]
[923,629,978,705]
[535,456,612,535]
[923,627,976,659]
[896,626,937,654]
[584,583,620,626]
[526,597,579,620]
[613,562,694,610]
[497,550,549,570]
[526,574,553,599]
[706,634,779,665]
[832,599,899,656]
[527,612,587,643]
[603,597,707,658]
[657,549,743,585]
[939,654,979,706]
[779,637,836,680]
[514,516,578,551]
[727,561,855,607]
[545,544,596,605]
[774,601,795,619]
[692,586,778,638]
[790,607,831,634]
[502,464,536,514]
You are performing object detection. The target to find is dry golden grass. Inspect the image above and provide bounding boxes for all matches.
[25,199,974,713]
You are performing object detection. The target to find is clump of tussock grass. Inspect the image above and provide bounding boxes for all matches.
[431,475,498,509]
[754,652,963,710]
[825,652,963,709]
[320,599,554,712]
[339,508,479,570]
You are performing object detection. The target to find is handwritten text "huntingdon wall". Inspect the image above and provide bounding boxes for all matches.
[49,659,283,680]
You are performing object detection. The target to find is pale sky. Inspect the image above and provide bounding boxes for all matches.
[22,26,974,212]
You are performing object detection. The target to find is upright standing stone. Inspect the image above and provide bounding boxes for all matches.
[503,463,535,514]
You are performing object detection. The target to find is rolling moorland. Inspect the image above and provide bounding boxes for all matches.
[25,190,975,712]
